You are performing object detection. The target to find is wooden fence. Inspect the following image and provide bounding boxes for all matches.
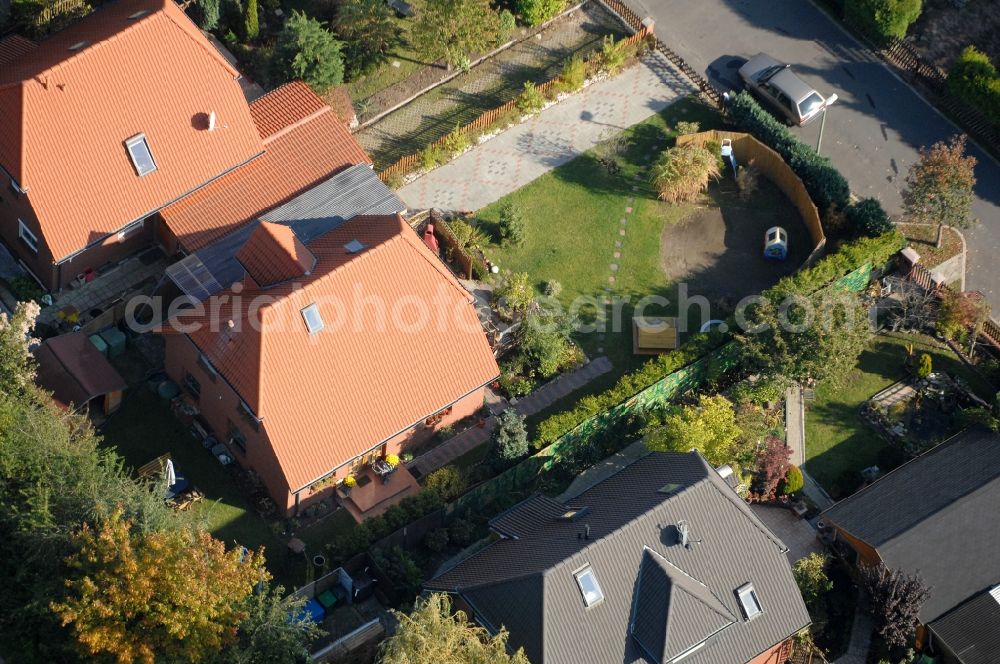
[676,130,826,260]
[841,16,1000,156]
[906,263,1000,350]
[378,28,651,183]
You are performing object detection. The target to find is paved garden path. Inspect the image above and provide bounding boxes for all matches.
[408,356,612,477]
[834,599,873,664]
[786,384,836,511]
[398,50,695,212]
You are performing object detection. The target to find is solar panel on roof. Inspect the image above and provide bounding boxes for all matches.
[166,254,224,302]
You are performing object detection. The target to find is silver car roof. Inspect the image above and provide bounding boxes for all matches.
[770,69,822,104]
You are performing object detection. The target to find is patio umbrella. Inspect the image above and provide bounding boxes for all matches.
[164,458,177,491]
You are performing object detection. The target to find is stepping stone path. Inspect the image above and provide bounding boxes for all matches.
[603,144,662,315]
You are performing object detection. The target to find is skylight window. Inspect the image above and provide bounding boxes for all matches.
[124,134,157,177]
[574,566,604,608]
[128,9,150,18]
[344,239,366,253]
[736,583,762,621]
[68,41,88,51]
[301,304,324,334]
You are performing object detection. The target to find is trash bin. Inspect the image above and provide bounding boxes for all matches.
[88,334,109,358]
[99,326,127,358]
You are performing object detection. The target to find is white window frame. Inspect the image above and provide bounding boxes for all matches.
[124,133,157,177]
[736,583,763,621]
[301,304,324,334]
[18,219,38,253]
[574,565,605,608]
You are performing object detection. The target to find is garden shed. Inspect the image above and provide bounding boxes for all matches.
[34,331,126,415]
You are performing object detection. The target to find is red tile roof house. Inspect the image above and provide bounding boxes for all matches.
[159,214,500,519]
[0,0,369,291]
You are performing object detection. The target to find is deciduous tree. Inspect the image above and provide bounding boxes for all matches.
[902,134,977,248]
[793,553,833,610]
[0,300,39,395]
[751,434,791,501]
[335,0,401,76]
[223,585,324,664]
[736,290,872,388]
[645,394,741,466]
[860,563,930,648]
[52,511,267,663]
[378,593,530,664]
[412,0,500,69]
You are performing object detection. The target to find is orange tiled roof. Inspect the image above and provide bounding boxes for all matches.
[235,221,315,287]
[160,81,372,253]
[0,0,263,262]
[182,214,499,493]
[0,35,37,66]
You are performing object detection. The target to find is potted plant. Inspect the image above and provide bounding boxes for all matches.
[385,454,400,468]
[342,475,357,495]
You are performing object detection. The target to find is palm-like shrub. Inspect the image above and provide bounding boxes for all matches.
[650,145,720,203]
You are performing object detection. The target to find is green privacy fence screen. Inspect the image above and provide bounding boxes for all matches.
[453,261,875,513]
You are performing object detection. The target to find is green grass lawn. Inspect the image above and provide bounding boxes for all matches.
[100,390,307,588]
[804,331,996,494]
[476,96,724,391]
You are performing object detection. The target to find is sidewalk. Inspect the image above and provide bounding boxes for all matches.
[408,356,612,477]
[397,50,695,212]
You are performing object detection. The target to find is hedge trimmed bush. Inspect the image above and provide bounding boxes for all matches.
[948,46,1000,127]
[534,231,904,449]
[846,197,894,237]
[844,0,922,44]
[516,0,564,26]
[728,92,850,213]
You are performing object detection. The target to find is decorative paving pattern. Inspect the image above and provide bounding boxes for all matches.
[398,50,695,212]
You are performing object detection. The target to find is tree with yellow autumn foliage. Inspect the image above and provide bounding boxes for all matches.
[52,510,267,663]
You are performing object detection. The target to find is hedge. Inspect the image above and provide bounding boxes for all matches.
[948,46,1000,128]
[534,230,904,448]
[846,198,894,238]
[844,0,922,44]
[329,488,444,560]
[535,329,730,447]
[728,92,850,213]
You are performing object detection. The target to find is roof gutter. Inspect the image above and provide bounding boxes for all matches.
[291,373,499,495]
[53,148,266,265]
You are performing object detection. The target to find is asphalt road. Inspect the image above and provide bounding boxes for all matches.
[625,0,1000,304]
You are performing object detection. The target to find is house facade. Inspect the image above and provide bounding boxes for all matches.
[819,427,1000,663]
[427,452,811,664]
[161,213,500,516]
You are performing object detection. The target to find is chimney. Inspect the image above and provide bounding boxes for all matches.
[208,111,217,131]
[584,524,591,540]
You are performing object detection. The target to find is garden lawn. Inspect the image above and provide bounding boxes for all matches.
[477,96,724,392]
[100,390,306,588]
[804,331,995,493]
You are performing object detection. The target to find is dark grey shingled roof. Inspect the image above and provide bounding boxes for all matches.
[167,165,404,301]
[929,587,1000,664]
[427,452,810,664]
[820,427,1000,623]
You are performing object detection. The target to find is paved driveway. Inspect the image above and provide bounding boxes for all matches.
[398,51,695,211]
[627,0,1000,305]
